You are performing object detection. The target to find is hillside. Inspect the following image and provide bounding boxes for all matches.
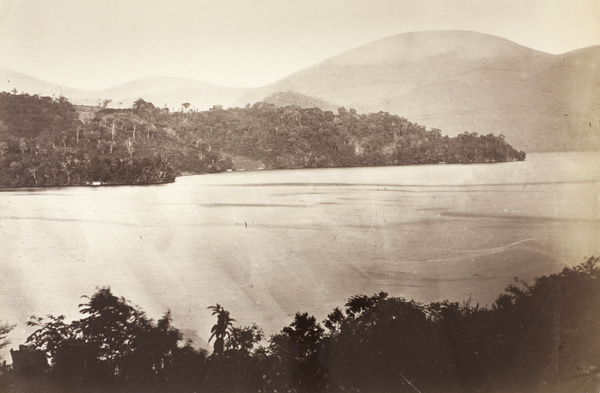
[0,69,249,111]
[0,93,525,187]
[235,31,600,152]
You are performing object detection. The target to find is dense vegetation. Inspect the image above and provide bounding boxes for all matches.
[0,93,229,187]
[1,257,598,393]
[0,92,525,187]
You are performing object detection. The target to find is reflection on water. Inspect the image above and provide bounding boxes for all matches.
[1,152,599,352]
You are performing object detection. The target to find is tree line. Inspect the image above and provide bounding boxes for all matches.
[0,93,525,187]
[175,102,526,169]
[1,256,598,393]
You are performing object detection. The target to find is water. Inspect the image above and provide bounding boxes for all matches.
[1,152,599,353]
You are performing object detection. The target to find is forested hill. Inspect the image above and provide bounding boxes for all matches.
[0,92,525,187]
[0,93,230,187]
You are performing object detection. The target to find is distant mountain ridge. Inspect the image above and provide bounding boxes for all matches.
[2,30,599,152]
[0,68,90,101]
[100,77,249,110]
[0,69,249,111]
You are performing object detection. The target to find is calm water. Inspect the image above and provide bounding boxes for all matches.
[1,152,599,351]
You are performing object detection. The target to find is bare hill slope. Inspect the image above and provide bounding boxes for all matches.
[100,77,249,110]
[0,69,249,111]
[236,31,600,152]
[0,68,95,103]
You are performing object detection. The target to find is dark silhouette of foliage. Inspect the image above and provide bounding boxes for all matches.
[22,287,191,391]
[9,345,49,377]
[225,324,264,356]
[4,257,600,393]
[206,330,265,393]
[0,322,14,356]
[207,304,235,357]
[267,312,326,392]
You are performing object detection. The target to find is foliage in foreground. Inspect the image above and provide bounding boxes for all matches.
[3,257,598,393]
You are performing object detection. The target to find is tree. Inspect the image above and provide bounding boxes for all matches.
[110,119,118,141]
[132,98,155,117]
[269,312,325,392]
[25,314,81,377]
[345,291,388,318]
[208,304,235,357]
[25,287,186,387]
[225,324,264,356]
[280,313,323,362]
[28,167,38,184]
[323,307,344,336]
[18,138,27,154]
[0,322,14,356]
[123,137,134,158]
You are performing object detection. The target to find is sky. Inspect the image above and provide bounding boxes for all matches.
[0,0,598,90]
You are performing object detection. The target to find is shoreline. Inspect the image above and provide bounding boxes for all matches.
[0,158,531,190]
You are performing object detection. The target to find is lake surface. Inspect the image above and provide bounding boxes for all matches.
[1,152,599,352]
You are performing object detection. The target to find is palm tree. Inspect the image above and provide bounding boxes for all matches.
[207,304,235,356]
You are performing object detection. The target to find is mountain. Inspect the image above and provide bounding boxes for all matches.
[99,77,249,110]
[235,31,600,152]
[0,69,249,111]
[0,68,94,103]
[2,30,599,152]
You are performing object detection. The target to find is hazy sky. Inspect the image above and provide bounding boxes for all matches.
[0,0,598,90]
